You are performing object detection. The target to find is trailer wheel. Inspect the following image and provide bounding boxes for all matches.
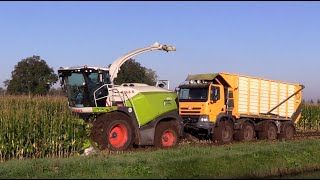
[235,121,255,141]
[90,112,134,151]
[213,120,233,144]
[154,121,179,148]
[258,122,277,140]
[278,123,295,140]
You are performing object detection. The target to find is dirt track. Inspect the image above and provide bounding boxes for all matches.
[294,131,320,139]
[92,131,320,155]
[174,131,320,149]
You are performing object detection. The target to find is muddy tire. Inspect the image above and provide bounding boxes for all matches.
[213,120,234,144]
[90,112,134,151]
[234,121,255,141]
[278,122,295,140]
[257,122,277,140]
[154,121,179,148]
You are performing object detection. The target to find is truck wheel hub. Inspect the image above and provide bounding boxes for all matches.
[163,136,169,142]
[112,132,118,138]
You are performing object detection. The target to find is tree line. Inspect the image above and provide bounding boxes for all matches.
[1,55,158,96]
[1,55,320,103]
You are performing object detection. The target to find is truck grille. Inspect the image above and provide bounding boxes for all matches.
[180,107,201,114]
[182,116,199,123]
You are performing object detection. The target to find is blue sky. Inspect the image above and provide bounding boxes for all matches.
[0,1,319,100]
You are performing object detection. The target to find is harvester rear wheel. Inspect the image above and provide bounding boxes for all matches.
[154,121,179,148]
[234,121,255,141]
[90,112,134,151]
[258,122,277,140]
[213,120,234,144]
[278,122,295,140]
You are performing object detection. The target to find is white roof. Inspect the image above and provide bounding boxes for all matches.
[59,66,109,71]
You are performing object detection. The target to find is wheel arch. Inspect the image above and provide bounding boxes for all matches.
[280,120,296,132]
[255,119,278,132]
[138,110,183,146]
[234,118,256,141]
[234,118,255,130]
[214,113,235,127]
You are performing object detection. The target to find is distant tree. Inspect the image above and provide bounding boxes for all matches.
[145,68,159,85]
[0,87,6,95]
[302,99,306,105]
[48,87,65,96]
[114,59,158,85]
[309,99,314,104]
[5,55,58,96]
[317,99,320,105]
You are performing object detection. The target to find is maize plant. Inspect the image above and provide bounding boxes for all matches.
[297,103,320,132]
[0,96,319,162]
[0,95,87,162]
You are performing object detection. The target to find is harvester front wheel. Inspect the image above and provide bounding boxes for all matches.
[107,119,133,150]
[90,113,134,151]
[154,121,179,148]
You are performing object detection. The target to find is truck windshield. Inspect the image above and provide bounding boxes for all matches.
[179,88,209,102]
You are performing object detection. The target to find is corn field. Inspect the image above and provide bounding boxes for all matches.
[0,96,319,162]
[0,96,87,162]
[297,103,320,132]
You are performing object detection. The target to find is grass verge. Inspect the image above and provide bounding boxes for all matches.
[1,138,320,179]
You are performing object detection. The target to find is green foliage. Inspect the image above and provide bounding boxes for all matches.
[5,55,58,96]
[298,104,320,131]
[114,59,158,85]
[0,96,87,162]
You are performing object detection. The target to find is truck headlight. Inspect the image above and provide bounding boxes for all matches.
[199,115,209,122]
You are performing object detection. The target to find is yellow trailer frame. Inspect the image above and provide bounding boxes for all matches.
[219,72,304,124]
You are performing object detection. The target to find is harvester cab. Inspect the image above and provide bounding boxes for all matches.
[58,42,176,116]
[58,66,111,108]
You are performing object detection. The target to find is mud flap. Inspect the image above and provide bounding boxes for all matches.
[139,127,156,146]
